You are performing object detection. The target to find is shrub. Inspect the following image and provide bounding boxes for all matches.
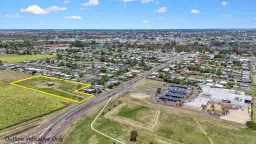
[246,121,256,130]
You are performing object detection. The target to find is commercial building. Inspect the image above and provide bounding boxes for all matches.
[200,86,252,107]
[183,85,252,110]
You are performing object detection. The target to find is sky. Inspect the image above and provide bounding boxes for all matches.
[0,0,256,29]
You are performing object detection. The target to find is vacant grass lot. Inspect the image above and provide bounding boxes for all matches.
[117,106,150,122]
[61,96,256,144]
[0,70,67,130]
[136,79,161,90]
[16,76,90,101]
[0,54,55,63]
[38,88,78,100]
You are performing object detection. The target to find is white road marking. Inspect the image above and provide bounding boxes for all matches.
[91,98,126,144]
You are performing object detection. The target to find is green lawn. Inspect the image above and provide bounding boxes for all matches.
[0,71,67,130]
[38,88,78,100]
[117,106,149,121]
[0,54,55,63]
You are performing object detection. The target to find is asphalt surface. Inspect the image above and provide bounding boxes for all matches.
[6,54,183,144]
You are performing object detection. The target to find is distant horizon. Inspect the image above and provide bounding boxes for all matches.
[1,28,256,30]
[1,0,256,29]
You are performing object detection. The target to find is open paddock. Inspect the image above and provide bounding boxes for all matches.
[0,54,55,63]
[11,75,94,103]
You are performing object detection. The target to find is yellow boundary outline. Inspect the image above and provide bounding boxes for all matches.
[10,75,94,103]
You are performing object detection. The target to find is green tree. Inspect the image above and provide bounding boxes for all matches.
[97,90,102,94]
[246,121,256,130]
[45,58,50,63]
[130,130,138,142]
[0,60,3,66]
[100,56,105,62]
[57,61,64,67]
[31,70,37,75]
[159,74,164,79]
[157,88,161,94]
[90,81,95,86]
[56,54,62,60]
[79,72,84,78]
[77,84,82,90]
[108,85,113,89]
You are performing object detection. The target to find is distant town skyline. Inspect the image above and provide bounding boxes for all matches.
[1,0,256,29]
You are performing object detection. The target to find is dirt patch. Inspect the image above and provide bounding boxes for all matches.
[105,104,160,131]
[220,105,251,124]
[129,93,150,100]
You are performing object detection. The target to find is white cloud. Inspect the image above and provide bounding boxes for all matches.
[20,5,67,15]
[45,6,67,12]
[221,2,229,6]
[4,13,21,18]
[142,20,148,24]
[123,0,135,2]
[121,0,153,5]
[64,0,70,4]
[21,5,48,15]
[81,0,99,6]
[154,7,167,13]
[191,9,200,14]
[64,16,82,20]
[142,0,154,3]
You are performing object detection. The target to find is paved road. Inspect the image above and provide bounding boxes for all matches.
[7,55,183,144]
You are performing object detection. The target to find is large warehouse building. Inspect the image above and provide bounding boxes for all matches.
[183,85,252,110]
